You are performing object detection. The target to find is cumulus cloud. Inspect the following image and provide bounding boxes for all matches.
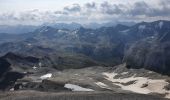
[149,0,170,17]
[85,2,96,9]
[54,11,68,15]
[127,1,170,17]
[100,1,126,15]
[64,4,81,12]
[129,1,150,16]
[0,0,170,25]
[98,0,170,21]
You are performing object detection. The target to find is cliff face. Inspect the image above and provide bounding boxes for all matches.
[124,31,170,75]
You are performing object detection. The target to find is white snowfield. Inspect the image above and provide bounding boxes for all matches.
[40,73,52,80]
[103,72,170,99]
[95,82,111,89]
[64,84,94,91]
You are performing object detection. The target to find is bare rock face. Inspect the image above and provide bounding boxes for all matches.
[124,31,170,75]
[0,57,25,90]
[0,58,11,77]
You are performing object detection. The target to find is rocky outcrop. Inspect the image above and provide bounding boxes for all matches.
[124,31,170,75]
[0,57,24,90]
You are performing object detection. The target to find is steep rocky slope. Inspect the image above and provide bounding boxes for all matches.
[124,21,170,75]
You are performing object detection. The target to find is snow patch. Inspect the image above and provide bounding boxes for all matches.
[138,25,146,30]
[121,72,128,75]
[40,28,48,32]
[148,71,153,74]
[33,66,37,70]
[58,30,69,33]
[10,88,14,91]
[95,82,111,89]
[38,62,42,67]
[71,30,78,36]
[103,72,170,98]
[27,43,32,46]
[150,36,155,39]
[58,30,62,33]
[120,29,129,33]
[74,74,79,76]
[40,73,52,80]
[159,21,164,29]
[64,84,94,91]
[23,72,27,74]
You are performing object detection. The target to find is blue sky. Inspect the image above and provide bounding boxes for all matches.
[0,0,169,25]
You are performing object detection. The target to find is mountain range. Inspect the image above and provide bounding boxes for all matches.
[0,21,135,34]
[0,20,169,75]
[0,20,170,99]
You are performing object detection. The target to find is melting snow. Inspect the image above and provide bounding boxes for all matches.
[40,73,52,80]
[40,28,48,32]
[27,43,32,46]
[58,30,63,33]
[103,72,170,98]
[58,30,69,33]
[148,71,153,74]
[95,82,111,89]
[70,30,78,36]
[64,84,94,91]
[150,36,155,39]
[33,66,37,70]
[74,74,79,76]
[38,62,42,67]
[138,25,146,30]
[159,21,164,29]
[121,72,128,75]
[120,29,129,33]
[23,72,27,74]
[10,88,14,91]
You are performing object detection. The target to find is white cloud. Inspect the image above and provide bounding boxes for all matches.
[0,0,169,25]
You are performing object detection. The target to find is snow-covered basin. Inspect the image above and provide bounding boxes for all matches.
[103,72,170,98]
[40,73,52,80]
[64,84,94,91]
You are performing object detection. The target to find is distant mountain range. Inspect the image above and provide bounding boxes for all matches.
[0,20,169,75]
[0,21,135,34]
[0,25,39,34]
